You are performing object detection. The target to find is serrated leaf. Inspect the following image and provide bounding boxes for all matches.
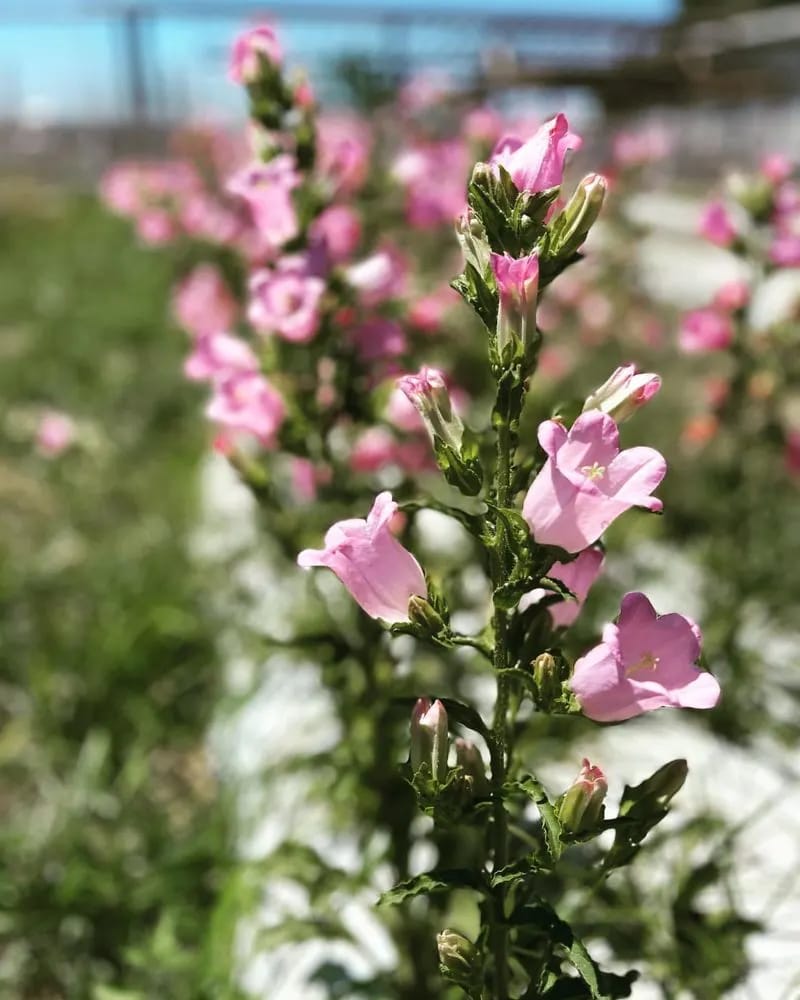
[508,774,563,862]
[377,868,482,906]
[490,855,544,888]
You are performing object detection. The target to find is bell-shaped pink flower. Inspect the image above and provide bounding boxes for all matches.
[310,205,362,264]
[173,264,237,338]
[571,591,721,722]
[679,308,733,353]
[206,371,285,448]
[350,317,407,361]
[228,25,282,84]
[490,251,539,357]
[345,244,408,306]
[227,157,299,249]
[184,331,258,382]
[698,200,737,247]
[582,364,661,424]
[248,265,325,343]
[522,411,666,553]
[297,491,427,622]
[520,546,605,628]
[490,114,582,194]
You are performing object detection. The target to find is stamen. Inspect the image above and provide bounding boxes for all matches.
[581,462,606,481]
[626,652,660,678]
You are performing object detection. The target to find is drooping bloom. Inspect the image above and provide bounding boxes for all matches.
[490,251,539,358]
[698,200,737,247]
[228,25,282,84]
[490,114,582,195]
[297,491,427,622]
[397,366,464,452]
[570,591,721,722]
[582,364,661,424]
[248,264,325,343]
[172,264,237,338]
[522,411,666,553]
[519,546,605,628]
[679,308,733,353]
[36,411,75,457]
[206,371,285,447]
[184,331,258,382]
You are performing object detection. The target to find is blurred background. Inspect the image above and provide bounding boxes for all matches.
[3,2,800,999]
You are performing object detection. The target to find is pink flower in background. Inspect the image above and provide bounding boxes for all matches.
[385,386,424,433]
[36,411,75,457]
[229,25,282,84]
[760,153,792,185]
[248,264,325,343]
[291,458,319,503]
[184,332,258,382]
[227,156,300,249]
[784,430,800,475]
[399,70,453,114]
[407,286,459,333]
[310,205,362,264]
[520,546,605,628]
[712,280,750,312]
[582,364,661,424]
[180,193,242,246]
[173,264,237,337]
[206,371,285,447]
[769,233,800,267]
[350,427,399,472]
[571,591,720,722]
[297,491,427,622]
[345,245,408,305]
[136,210,176,245]
[100,163,143,215]
[462,105,504,145]
[522,410,666,553]
[679,308,733,353]
[490,114,582,194]
[350,317,407,361]
[612,126,670,169]
[698,200,737,247]
[393,140,469,229]
[317,114,372,195]
[490,250,540,354]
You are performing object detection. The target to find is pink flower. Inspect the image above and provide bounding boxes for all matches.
[462,106,504,144]
[36,411,75,457]
[769,233,800,267]
[248,265,325,343]
[227,157,299,249]
[345,245,408,305]
[136,210,176,245]
[297,491,427,622]
[184,331,258,382]
[760,153,792,185]
[397,366,464,452]
[698,200,737,247]
[350,427,398,473]
[317,114,371,195]
[570,592,721,722]
[490,251,539,357]
[229,25,282,84]
[173,264,237,338]
[522,411,666,553]
[490,114,582,194]
[519,546,605,628]
[350,317,407,361]
[407,286,459,333]
[291,457,320,503]
[385,386,423,433]
[712,280,750,312]
[310,205,362,264]
[784,429,800,476]
[679,308,733,353]
[582,364,661,424]
[206,371,285,447]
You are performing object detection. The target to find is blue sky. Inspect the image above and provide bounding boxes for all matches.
[0,0,677,122]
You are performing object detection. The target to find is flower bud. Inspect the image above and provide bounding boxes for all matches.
[437,929,478,975]
[410,698,449,784]
[455,211,491,276]
[397,367,464,453]
[454,738,489,797]
[582,364,661,424]
[552,173,607,257]
[407,595,447,638]
[229,25,283,85]
[556,758,607,833]
[489,250,540,363]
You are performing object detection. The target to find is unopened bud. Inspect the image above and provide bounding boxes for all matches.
[397,367,464,453]
[556,758,608,833]
[489,250,540,364]
[407,595,447,637]
[455,211,491,275]
[410,698,449,784]
[437,928,478,975]
[552,173,607,256]
[637,758,688,806]
[454,738,489,797]
[582,364,661,424]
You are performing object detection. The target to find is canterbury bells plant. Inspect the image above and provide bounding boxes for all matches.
[299,114,721,997]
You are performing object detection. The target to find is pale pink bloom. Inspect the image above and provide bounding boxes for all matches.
[785,430,800,475]
[407,286,459,333]
[578,291,613,334]
[206,371,285,447]
[100,163,143,215]
[698,200,737,247]
[399,70,453,113]
[385,386,424,433]
[173,264,237,338]
[184,332,258,382]
[679,308,733,353]
[463,106,504,145]
[522,410,666,553]
[490,250,539,356]
[291,458,318,503]
[712,280,750,312]
[769,233,800,267]
[345,245,408,305]
[611,126,670,168]
[227,157,299,249]
[350,317,407,361]
[310,205,362,264]
[393,140,469,229]
[136,210,176,245]
[760,153,792,185]
[582,364,661,424]
[350,427,399,473]
[248,266,325,343]
[571,591,720,722]
[519,546,604,628]
[297,491,427,622]
[228,25,282,84]
[490,114,582,194]
[36,411,75,457]
[317,114,372,195]
[180,194,242,246]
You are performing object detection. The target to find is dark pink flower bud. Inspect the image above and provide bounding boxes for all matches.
[228,25,282,85]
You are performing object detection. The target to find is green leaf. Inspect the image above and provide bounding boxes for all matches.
[507,774,564,862]
[490,855,544,888]
[377,868,482,906]
[439,698,492,739]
